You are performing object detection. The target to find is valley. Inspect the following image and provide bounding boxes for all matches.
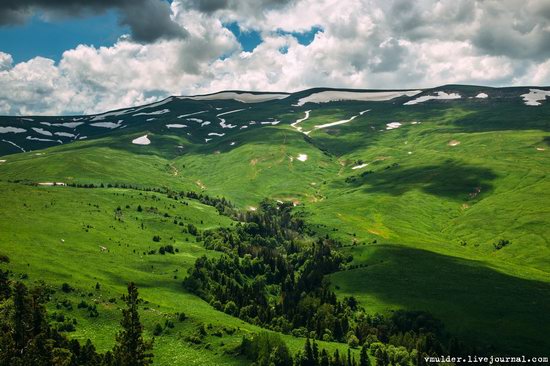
[1,85,549,364]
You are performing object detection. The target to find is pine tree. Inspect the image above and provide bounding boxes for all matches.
[312,340,319,366]
[333,349,342,366]
[113,282,153,366]
[302,338,314,366]
[359,344,371,366]
[320,349,330,366]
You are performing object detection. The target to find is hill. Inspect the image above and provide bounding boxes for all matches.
[1,85,549,363]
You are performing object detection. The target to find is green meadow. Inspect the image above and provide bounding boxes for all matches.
[1,86,549,363]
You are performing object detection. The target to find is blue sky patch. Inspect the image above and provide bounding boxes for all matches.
[0,11,127,63]
[278,26,323,46]
[224,22,263,52]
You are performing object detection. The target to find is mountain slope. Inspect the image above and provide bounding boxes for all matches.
[1,85,549,358]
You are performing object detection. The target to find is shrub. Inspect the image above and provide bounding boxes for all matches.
[493,239,510,250]
[223,301,238,316]
[153,323,163,336]
[61,283,74,293]
[177,312,187,322]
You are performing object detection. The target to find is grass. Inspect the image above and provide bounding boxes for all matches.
[330,244,550,354]
[1,87,549,358]
[0,182,357,364]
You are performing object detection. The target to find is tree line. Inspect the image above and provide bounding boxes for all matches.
[184,200,476,365]
[0,255,152,366]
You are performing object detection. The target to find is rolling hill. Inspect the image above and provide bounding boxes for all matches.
[1,85,549,364]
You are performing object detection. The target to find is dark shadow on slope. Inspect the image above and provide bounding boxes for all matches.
[330,244,550,354]
[336,160,496,200]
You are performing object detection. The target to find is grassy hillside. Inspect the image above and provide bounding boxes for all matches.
[0,182,358,364]
[1,86,549,362]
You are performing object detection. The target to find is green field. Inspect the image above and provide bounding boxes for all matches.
[1,86,549,363]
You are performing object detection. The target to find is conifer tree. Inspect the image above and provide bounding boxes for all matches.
[360,344,371,366]
[113,282,153,366]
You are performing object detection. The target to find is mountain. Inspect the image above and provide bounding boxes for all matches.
[0,85,549,364]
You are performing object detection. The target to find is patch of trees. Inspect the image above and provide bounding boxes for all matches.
[0,256,153,366]
[184,200,476,361]
[62,182,236,216]
[345,170,374,184]
[241,333,373,366]
[493,239,510,250]
[158,244,177,255]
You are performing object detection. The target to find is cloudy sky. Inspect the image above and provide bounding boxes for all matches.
[0,0,549,115]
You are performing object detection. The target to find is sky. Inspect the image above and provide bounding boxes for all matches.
[0,0,549,115]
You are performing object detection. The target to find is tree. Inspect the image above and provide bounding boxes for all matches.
[320,349,330,366]
[360,344,371,366]
[113,283,153,366]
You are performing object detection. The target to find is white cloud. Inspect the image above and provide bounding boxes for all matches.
[0,52,13,71]
[0,0,548,115]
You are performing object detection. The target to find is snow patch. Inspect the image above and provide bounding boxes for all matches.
[132,135,151,145]
[201,121,211,127]
[54,132,76,138]
[386,122,402,130]
[217,109,246,117]
[178,110,207,118]
[219,118,237,129]
[520,89,550,106]
[290,110,311,133]
[187,118,203,123]
[184,92,289,103]
[404,91,461,105]
[166,124,187,129]
[352,163,368,170]
[475,93,488,99]
[1,139,26,152]
[38,182,66,186]
[296,154,308,162]
[208,132,225,137]
[448,140,461,146]
[133,109,170,117]
[90,120,123,129]
[26,136,62,144]
[52,122,84,128]
[0,126,26,134]
[295,90,421,106]
[32,127,53,136]
[260,119,281,125]
[90,109,132,122]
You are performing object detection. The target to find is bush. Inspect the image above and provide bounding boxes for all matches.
[152,235,161,242]
[493,239,510,250]
[223,301,238,316]
[347,334,360,348]
[153,323,163,336]
[61,283,74,293]
[177,312,187,322]
[240,332,293,366]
